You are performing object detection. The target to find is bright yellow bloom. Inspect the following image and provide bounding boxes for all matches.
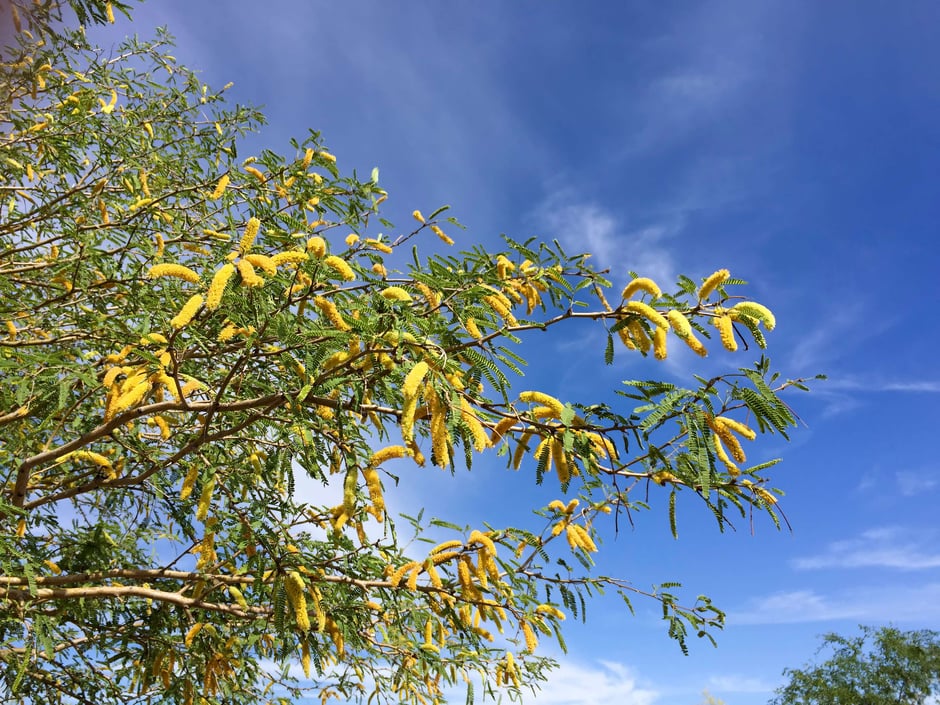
[313,296,351,331]
[698,268,730,300]
[369,445,411,466]
[345,233,359,246]
[714,415,757,441]
[653,326,668,360]
[180,465,199,500]
[323,255,355,281]
[236,258,265,287]
[206,263,235,310]
[714,314,737,352]
[521,620,538,652]
[239,217,261,254]
[210,174,229,199]
[626,300,669,329]
[679,331,708,357]
[519,390,564,418]
[379,286,413,303]
[306,236,327,257]
[148,263,200,284]
[731,301,776,331]
[465,317,482,339]
[402,361,430,400]
[461,398,491,452]
[244,165,265,182]
[364,238,393,254]
[171,294,204,329]
[195,476,215,522]
[64,450,112,468]
[412,209,425,223]
[285,572,310,631]
[270,251,309,267]
[431,225,454,245]
[665,309,692,338]
[105,2,115,22]
[621,277,662,299]
[244,254,276,275]
[113,379,150,413]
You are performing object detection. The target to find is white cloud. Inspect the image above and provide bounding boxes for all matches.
[732,582,940,624]
[823,377,940,394]
[792,526,940,571]
[533,195,682,289]
[706,674,777,694]
[520,660,659,705]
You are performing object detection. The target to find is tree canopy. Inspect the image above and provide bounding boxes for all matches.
[770,625,940,705]
[1,2,816,703]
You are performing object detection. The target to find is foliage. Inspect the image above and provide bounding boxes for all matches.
[1,1,816,703]
[770,625,940,705]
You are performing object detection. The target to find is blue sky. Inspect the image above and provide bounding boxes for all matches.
[92,2,940,703]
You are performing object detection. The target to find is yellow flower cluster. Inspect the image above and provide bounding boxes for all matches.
[621,277,661,299]
[285,572,310,632]
[313,296,351,332]
[148,263,200,284]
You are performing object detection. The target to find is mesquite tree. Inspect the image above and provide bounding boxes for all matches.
[1,2,815,703]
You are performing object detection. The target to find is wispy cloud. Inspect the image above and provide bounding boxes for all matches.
[792,526,940,571]
[823,377,940,394]
[521,660,659,705]
[706,674,777,694]
[732,582,940,624]
[532,194,682,288]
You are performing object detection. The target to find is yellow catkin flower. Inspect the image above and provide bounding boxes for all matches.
[285,572,310,632]
[153,415,171,440]
[371,263,387,277]
[362,466,385,521]
[652,326,668,360]
[239,217,261,254]
[344,233,359,247]
[429,390,450,468]
[364,238,393,254]
[430,539,464,555]
[184,623,203,647]
[244,254,276,275]
[171,294,204,329]
[370,445,410,466]
[148,263,200,284]
[698,268,730,300]
[210,174,229,199]
[113,379,150,414]
[463,317,483,339]
[713,434,739,476]
[412,209,425,223]
[621,277,662,299]
[389,561,421,588]
[521,620,538,652]
[625,300,669,329]
[179,465,199,500]
[551,438,571,486]
[714,314,737,352]
[154,233,165,259]
[469,529,497,557]
[269,251,308,268]
[379,286,413,303]
[323,255,355,281]
[306,236,326,257]
[665,309,692,338]
[714,415,757,441]
[5,320,17,338]
[195,476,215,522]
[732,301,776,330]
[461,398,490,452]
[518,391,564,418]
[483,294,517,326]
[206,263,235,310]
[236,258,265,287]
[105,2,115,22]
[490,416,516,444]
[313,297,351,331]
[707,416,746,463]
[679,331,708,357]
[402,361,430,400]
[301,641,311,678]
[66,450,112,468]
[431,225,453,245]
[244,165,265,182]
